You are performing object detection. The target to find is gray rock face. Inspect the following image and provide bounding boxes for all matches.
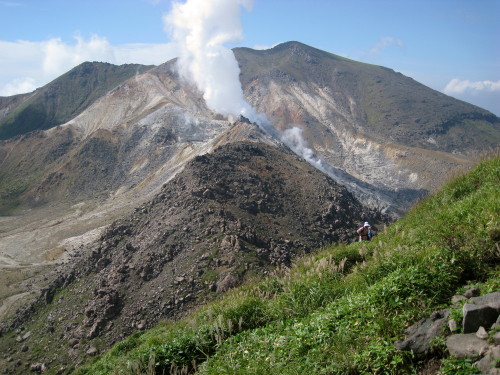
[469,291,500,311]
[394,309,449,357]
[396,290,500,373]
[474,345,500,374]
[494,332,500,345]
[463,303,499,333]
[448,318,458,333]
[446,333,490,359]
[464,287,481,299]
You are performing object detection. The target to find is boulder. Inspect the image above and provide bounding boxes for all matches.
[494,332,500,346]
[463,303,499,333]
[86,346,98,356]
[469,291,500,311]
[446,333,490,359]
[394,309,449,357]
[216,273,239,293]
[448,318,458,333]
[474,345,500,374]
[464,287,480,298]
[29,363,47,372]
[494,315,500,330]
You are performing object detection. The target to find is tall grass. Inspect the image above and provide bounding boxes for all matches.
[74,157,499,375]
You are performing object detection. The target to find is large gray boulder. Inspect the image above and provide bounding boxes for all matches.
[469,291,500,311]
[463,303,499,333]
[446,333,490,359]
[474,345,500,374]
[394,309,449,357]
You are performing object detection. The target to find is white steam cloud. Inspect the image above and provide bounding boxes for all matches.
[281,127,324,170]
[164,0,326,171]
[163,0,256,121]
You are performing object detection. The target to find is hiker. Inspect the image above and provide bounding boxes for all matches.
[357,222,372,241]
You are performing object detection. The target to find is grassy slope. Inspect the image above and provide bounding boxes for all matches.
[73,157,499,375]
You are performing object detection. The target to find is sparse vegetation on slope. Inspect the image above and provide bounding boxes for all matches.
[0,62,153,140]
[73,156,499,375]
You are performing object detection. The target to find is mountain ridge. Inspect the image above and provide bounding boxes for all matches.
[236,41,499,154]
[0,62,154,140]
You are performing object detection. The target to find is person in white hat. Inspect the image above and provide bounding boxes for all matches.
[357,222,372,241]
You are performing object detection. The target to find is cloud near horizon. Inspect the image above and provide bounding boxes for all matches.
[442,78,500,116]
[444,78,500,95]
[0,35,178,96]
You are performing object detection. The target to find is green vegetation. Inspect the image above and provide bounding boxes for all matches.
[74,157,499,375]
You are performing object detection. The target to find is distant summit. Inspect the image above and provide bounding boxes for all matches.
[235,41,499,154]
[0,62,154,140]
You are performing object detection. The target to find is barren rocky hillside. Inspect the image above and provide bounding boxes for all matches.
[236,42,497,211]
[0,136,384,374]
[0,62,154,140]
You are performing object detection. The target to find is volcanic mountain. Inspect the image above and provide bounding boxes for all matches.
[0,41,498,372]
[0,128,385,373]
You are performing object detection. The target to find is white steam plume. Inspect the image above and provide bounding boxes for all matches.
[281,127,324,171]
[164,0,325,173]
[164,0,256,121]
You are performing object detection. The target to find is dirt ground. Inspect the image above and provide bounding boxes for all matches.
[0,196,140,324]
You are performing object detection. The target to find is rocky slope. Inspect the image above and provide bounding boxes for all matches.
[0,136,384,374]
[0,62,153,140]
[236,42,497,212]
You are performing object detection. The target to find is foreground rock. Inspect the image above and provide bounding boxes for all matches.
[395,289,500,373]
[394,309,449,357]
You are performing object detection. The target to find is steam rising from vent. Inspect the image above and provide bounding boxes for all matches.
[164,0,324,171]
[281,127,324,171]
[164,0,256,121]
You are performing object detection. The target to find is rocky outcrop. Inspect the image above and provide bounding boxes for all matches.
[394,309,449,357]
[448,290,500,373]
[463,302,499,333]
[395,289,500,373]
[446,334,491,359]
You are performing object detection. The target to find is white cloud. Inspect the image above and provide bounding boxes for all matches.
[252,42,281,50]
[368,36,404,56]
[0,77,37,96]
[0,35,178,96]
[41,35,115,77]
[442,78,500,115]
[443,78,500,95]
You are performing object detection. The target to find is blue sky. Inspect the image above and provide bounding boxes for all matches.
[1,0,499,115]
